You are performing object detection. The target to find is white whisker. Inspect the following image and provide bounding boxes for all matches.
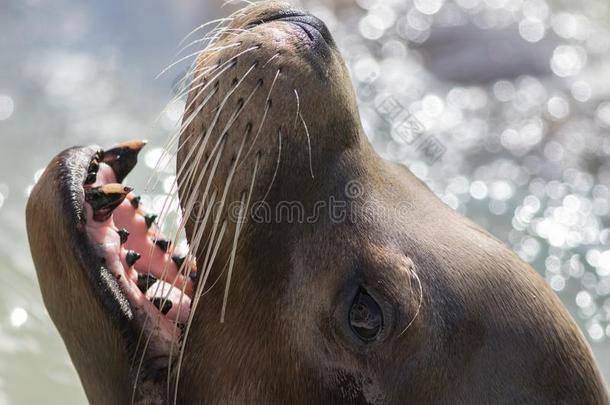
[178,17,234,48]
[260,128,283,204]
[220,133,258,323]
[399,270,424,336]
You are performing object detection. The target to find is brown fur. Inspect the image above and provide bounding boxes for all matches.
[26,148,135,403]
[26,2,609,404]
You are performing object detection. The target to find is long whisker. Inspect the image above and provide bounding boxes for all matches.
[151,66,256,382]
[172,102,252,402]
[178,17,234,48]
[293,88,301,129]
[173,219,227,405]
[399,270,424,336]
[149,41,260,190]
[157,71,258,281]
[174,19,236,58]
[294,89,315,179]
[137,130,227,402]
[299,112,315,179]
[132,56,256,399]
[160,44,259,156]
[177,61,258,200]
[146,46,258,192]
[260,128,283,204]
[157,43,241,80]
[155,43,239,80]
[164,141,225,396]
[220,136,259,323]
[149,75,257,313]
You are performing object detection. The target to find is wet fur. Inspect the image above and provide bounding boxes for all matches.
[26,1,609,404]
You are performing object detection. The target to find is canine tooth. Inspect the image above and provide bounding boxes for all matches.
[155,239,171,252]
[126,250,141,267]
[144,214,157,229]
[136,273,157,293]
[102,140,147,182]
[116,228,129,244]
[171,255,185,269]
[130,195,141,209]
[89,160,99,172]
[150,297,172,315]
[85,184,133,222]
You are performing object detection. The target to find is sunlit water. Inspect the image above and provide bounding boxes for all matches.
[1,0,609,403]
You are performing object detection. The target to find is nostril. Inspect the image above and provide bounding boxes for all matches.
[248,11,333,44]
[268,14,334,46]
[248,9,307,27]
[285,15,328,35]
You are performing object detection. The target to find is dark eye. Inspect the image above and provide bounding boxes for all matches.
[349,289,383,342]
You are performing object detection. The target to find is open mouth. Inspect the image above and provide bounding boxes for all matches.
[77,141,196,366]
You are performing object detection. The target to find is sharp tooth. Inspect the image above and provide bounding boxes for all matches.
[85,184,132,222]
[102,140,147,182]
[126,250,141,267]
[136,273,157,293]
[130,195,141,209]
[171,255,185,269]
[155,239,171,252]
[150,298,172,315]
[89,160,99,173]
[144,214,157,229]
[116,228,129,244]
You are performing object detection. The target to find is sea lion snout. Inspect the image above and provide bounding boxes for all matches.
[178,1,363,214]
[234,1,334,45]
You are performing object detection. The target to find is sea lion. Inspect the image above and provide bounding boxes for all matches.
[26,1,609,404]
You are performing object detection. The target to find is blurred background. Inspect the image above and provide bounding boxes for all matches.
[1,0,609,402]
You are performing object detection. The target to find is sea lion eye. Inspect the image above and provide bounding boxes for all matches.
[349,289,383,342]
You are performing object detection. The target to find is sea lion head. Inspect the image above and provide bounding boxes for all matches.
[176,2,423,402]
[26,1,609,404]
